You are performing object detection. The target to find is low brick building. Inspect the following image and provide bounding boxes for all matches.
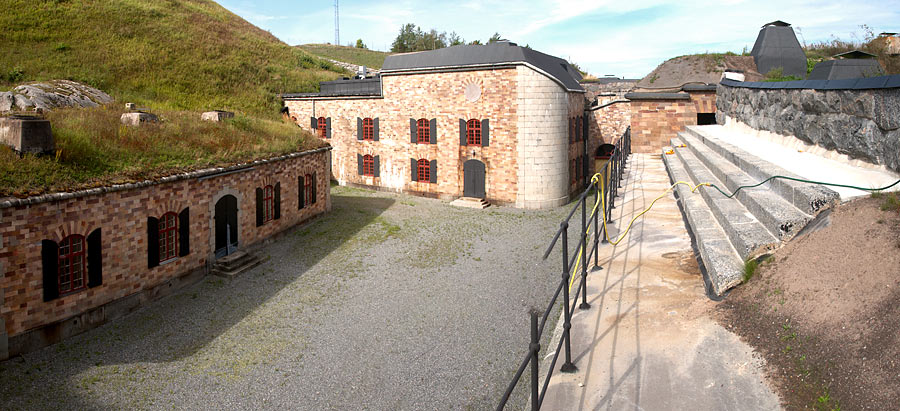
[283,42,588,209]
[0,148,331,359]
[626,85,717,153]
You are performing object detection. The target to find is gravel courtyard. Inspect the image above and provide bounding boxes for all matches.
[1,185,573,410]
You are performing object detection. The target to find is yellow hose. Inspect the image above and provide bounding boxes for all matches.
[566,165,708,291]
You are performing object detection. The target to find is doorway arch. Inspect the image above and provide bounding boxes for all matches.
[463,159,486,198]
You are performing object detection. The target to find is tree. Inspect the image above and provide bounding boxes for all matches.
[355,39,367,49]
[488,32,502,43]
[391,23,420,53]
[449,31,464,46]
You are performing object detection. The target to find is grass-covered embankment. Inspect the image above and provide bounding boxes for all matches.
[0,106,326,197]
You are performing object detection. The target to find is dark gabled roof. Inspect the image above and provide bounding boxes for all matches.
[808,59,885,80]
[381,42,584,92]
[763,20,791,27]
[833,50,878,59]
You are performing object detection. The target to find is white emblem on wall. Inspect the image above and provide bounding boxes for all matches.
[464,80,482,102]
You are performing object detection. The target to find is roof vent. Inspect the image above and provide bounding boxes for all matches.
[762,20,791,27]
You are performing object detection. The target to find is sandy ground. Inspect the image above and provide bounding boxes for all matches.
[540,154,780,410]
[717,196,900,410]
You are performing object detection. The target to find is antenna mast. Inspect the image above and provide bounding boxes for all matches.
[334,0,340,45]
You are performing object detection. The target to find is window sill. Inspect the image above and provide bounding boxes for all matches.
[159,257,178,266]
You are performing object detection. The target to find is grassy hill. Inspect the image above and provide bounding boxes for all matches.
[297,44,391,69]
[0,0,346,116]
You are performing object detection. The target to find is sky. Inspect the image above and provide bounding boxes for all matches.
[217,0,900,79]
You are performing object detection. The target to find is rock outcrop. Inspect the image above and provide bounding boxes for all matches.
[0,80,113,113]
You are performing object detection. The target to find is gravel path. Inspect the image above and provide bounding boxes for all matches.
[1,185,574,410]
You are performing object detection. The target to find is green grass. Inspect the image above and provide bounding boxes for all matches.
[879,192,900,212]
[0,106,325,197]
[0,0,346,117]
[743,258,760,283]
[297,44,391,69]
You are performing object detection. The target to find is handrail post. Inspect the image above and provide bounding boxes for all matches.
[580,194,591,309]
[593,177,604,266]
[560,223,577,373]
[530,311,540,411]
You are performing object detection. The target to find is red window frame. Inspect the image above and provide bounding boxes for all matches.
[467,119,481,146]
[416,118,430,144]
[363,118,374,140]
[417,159,430,183]
[317,117,327,139]
[263,185,274,222]
[362,155,375,176]
[305,173,313,205]
[159,212,178,262]
[58,234,86,295]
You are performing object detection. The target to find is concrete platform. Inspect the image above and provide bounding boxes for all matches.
[540,154,780,411]
[701,123,900,200]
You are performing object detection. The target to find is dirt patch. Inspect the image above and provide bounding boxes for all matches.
[716,197,900,410]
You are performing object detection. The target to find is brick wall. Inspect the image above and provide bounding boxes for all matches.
[285,66,585,209]
[0,149,330,351]
[629,91,716,153]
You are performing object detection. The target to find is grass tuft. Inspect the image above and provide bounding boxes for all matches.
[879,192,900,212]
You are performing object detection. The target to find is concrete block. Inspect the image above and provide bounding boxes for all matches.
[0,115,54,154]
[201,110,235,122]
[121,112,159,126]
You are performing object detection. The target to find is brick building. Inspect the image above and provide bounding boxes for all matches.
[0,148,331,359]
[283,42,589,209]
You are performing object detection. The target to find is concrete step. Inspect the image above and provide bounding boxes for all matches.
[663,146,744,296]
[450,197,491,209]
[671,139,778,260]
[677,131,813,241]
[211,251,261,279]
[683,126,838,214]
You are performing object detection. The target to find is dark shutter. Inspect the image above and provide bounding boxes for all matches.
[411,158,417,181]
[429,119,437,144]
[373,118,380,141]
[459,119,467,146]
[373,155,380,178]
[298,175,305,209]
[311,172,317,204]
[410,118,417,143]
[274,182,281,220]
[310,117,317,130]
[147,217,159,268]
[481,119,490,147]
[325,117,332,139]
[179,208,190,257]
[42,240,59,302]
[357,153,363,175]
[357,117,363,140]
[87,228,102,288]
[430,160,437,184]
[255,187,264,227]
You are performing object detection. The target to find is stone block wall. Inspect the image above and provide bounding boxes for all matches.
[628,91,716,153]
[588,102,631,145]
[0,149,331,357]
[717,84,900,172]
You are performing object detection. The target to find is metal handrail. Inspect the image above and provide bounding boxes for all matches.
[497,127,631,410]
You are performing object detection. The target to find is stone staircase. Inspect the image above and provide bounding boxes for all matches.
[663,125,838,296]
[210,250,261,279]
[450,197,491,209]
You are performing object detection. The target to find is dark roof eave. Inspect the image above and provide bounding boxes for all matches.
[625,92,691,100]
[682,84,718,92]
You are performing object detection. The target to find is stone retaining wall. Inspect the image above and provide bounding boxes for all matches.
[717,83,900,173]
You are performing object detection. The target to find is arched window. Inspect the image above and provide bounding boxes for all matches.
[362,155,375,176]
[264,185,274,222]
[159,212,178,262]
[363,118,374,140]
[416,118,430,144]
[58,234,86,294]
[305,173,314,205]
[317,117,327,139]
[417,159,430,183]
[466,119,481,146]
